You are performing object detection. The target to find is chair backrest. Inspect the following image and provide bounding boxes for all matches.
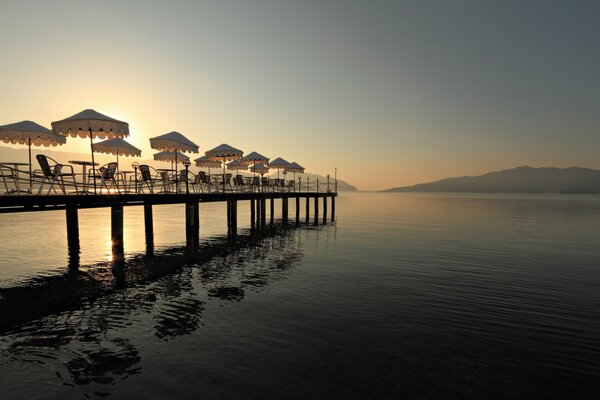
[139,165,152,181]
[198,171,209,184]
[225,173,231,184]
[287,180,295,187]
[235,175,244,185]
[252,176,260,186]
[262,177,269,186]
[102,162,118,179]
[36,154,54,177]
[179,169,188,182]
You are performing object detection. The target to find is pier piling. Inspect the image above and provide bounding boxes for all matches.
[230,200,237,235]
[282,197,288,225]
[66,206,80,270]
[323,196,328,224]
[111,205,124,261]
[295,196,300,226]
[270,198,274,226]
[314,195,319,225]
[144,203,154,252]
[250,198,256,230]
[260,197,266,227]
[305,196,309,223]
[331,195,335,222]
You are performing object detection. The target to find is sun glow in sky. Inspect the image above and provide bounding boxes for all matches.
[1,0,599,190]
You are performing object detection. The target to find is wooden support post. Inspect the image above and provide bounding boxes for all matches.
[66,206,80,271]
[144,203,154,253]
[305,195,310,223]
[314,195,319,225]
[331,195,335,222]
[323,195,328,224]
[256,196,262,226]
[250,198,256,230]
[270,197,275,225]
[186,202,199,239]
[226,200,232,231]
[260,197,266,227]
[111,205,124,262]
[295,196,300,226]
[231,200,237,235]
[282,197,288,225]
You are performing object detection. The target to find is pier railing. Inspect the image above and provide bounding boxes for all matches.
[0,163,337,196]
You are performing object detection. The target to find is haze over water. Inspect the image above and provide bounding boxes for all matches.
[0,192,599,399]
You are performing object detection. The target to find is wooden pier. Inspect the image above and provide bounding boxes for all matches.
[0,191,336,267]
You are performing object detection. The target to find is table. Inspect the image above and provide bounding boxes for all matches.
[117,170,134,192]
[69,160,98,193]
[0,162,31,194]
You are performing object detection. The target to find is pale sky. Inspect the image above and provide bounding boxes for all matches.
[1,0,599,190]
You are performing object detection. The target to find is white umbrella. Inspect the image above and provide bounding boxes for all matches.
[93,138,141,171]
[226,159,248,172]
[268,157,291,180]
[284,161,305,191]
[205,144,243,192]
[149,131,199,189]
[52,109,129,194]
[241,151,269,187]
[194,155,221,176]
[0,120,66,191]
[250,163,270,174]
[153,151,190,173]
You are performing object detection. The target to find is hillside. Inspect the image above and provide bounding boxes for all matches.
[384,166,600,194]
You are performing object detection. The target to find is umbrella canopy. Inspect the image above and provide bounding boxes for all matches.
[52,109,129,139]
[153,151,190,163]
[0,120,66,191]
[205,143,243,161]
[194,155,221,176]
[240,151,269,165]
[285,162,305,173]
[149,131,199,153]
[94,138,141,172]
[94,138,141,157]
[205,144,244,192]
[268,157,291,180]
[250,163,270,175]
[52,109,129,194]
[150,132,198,186]
[226,159,248,171]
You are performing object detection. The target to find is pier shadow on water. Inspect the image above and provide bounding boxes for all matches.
[0,221,319,397]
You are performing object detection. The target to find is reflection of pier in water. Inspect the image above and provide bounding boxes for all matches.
[0,222,335,394]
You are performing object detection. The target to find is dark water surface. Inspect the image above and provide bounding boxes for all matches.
[0,193,599,399]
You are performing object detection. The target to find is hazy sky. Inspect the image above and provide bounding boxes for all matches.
[1,0,599,190]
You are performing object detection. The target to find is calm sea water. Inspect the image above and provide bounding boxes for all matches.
[0,192,599,399]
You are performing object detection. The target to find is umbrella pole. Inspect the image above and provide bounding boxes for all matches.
[175,151,178,193]
[28,138,32,193]
[222,157,226,193]
[90,129,97,194]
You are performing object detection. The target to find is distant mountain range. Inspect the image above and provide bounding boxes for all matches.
[384,166,600,194]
